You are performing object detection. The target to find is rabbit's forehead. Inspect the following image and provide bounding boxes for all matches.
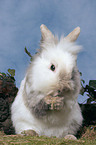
[42,48,75,68]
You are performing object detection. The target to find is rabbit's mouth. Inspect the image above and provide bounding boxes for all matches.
[46,88,72,98]
[47,90,58,97]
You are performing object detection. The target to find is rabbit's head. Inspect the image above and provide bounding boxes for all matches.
[26,24,82,97]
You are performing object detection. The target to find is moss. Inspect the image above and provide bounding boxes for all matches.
[0,127,96,145]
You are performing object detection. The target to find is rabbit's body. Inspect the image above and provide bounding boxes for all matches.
[11,25,83,138]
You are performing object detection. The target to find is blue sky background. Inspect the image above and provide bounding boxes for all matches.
[0,0,96,103]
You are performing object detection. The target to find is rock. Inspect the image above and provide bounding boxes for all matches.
[0,74,18,135]
[80,104,96,126]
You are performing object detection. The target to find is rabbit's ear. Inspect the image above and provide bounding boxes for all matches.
[64,27,80,42]
[40,24,54,42]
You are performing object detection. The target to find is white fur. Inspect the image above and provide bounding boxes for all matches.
[11,29,83,138]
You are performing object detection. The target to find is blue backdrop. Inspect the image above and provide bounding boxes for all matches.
[0,0,96,103]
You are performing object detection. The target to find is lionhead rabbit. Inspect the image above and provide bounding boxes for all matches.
[11,24,83,139]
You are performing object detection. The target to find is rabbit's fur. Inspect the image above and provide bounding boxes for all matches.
[11,24,83,138]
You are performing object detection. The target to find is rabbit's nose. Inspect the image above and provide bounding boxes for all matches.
[58,90,63,96]
[58,90,61,94]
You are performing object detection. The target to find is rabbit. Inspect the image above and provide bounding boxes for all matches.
[11,24,83,139]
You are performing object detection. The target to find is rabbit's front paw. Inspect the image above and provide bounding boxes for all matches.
[21,129,39,136]
[64,135,77,140]
[44,96,64,110]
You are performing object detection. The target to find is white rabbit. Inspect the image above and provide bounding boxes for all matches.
[11,24,83,138]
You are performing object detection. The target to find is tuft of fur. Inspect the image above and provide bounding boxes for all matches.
[11,25,83,138]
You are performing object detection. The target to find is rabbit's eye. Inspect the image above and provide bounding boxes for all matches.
[50,64,55,71]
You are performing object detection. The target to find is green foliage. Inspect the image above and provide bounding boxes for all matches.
[8,69,15,77]
[0,69,16,83]
[25,47,32,61]
[80,74,96,104]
